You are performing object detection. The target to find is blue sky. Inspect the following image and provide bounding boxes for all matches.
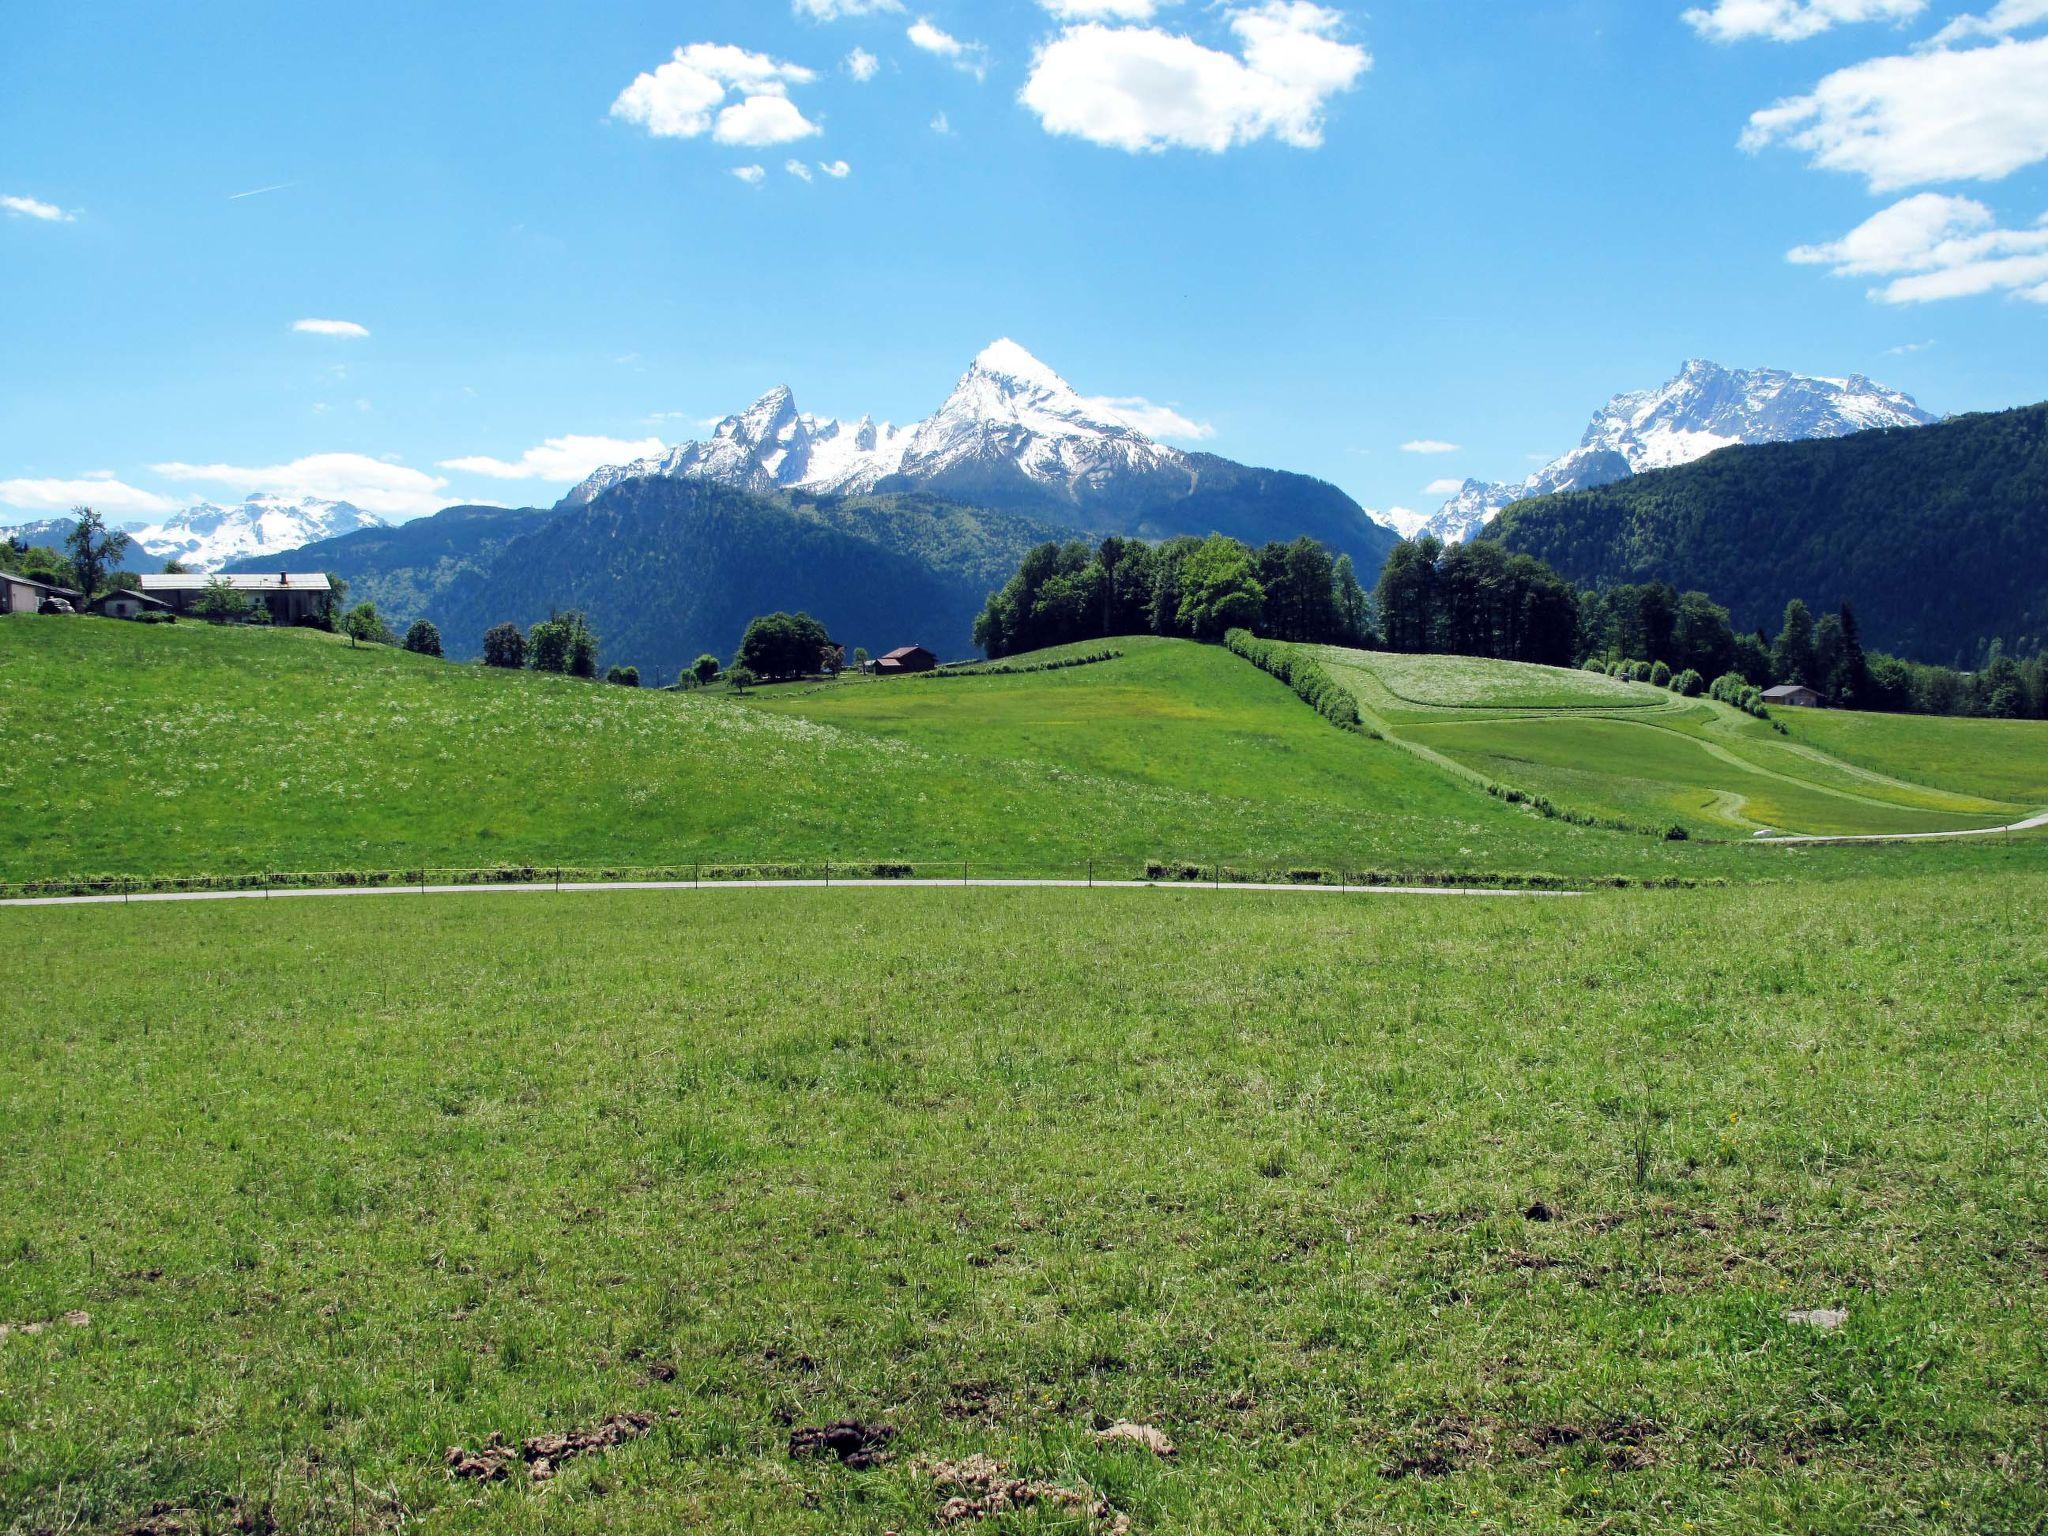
[3,0,2045,527]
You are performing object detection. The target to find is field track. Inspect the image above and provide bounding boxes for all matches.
[0,875,1583,909]
[1755,808,2048,845]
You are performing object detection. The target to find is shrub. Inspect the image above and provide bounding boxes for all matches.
[1223,630,1362,732]
[482,623,526,669]
[1649,660,1672,688]
[606,665,640,687]
[1582,658,1606,673]
[403,620,443,657]
[1670,668,1703,697]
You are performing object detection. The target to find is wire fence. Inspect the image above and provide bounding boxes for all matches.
[0,855,1714,902]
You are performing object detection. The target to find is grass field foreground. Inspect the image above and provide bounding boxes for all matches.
[2,878,2045,1533]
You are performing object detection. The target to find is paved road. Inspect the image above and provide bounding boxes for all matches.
[1755,809,2048,846]
[0,876,1581,911]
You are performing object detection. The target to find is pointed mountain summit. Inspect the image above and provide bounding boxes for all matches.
[560,339,1393,569]
[1409,361,1936,545]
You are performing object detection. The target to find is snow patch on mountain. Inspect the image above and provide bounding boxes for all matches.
[133,495,386,571]
[1400,361,1937,545]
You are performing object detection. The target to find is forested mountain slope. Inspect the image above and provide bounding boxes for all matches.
[1486,403,2048,664]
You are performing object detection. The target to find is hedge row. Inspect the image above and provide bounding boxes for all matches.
[925,649,1122,680]
[1482,781,1690,841]
[1223,630,1366,732]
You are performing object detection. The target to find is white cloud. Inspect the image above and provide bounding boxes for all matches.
[732,164,768,184]
[845,46,881,81]
[292,318,369,339]
[1788,191,2048,301]
[2,194,74,222]
[908,19,989,79]
[820,159,853,177]
[1931,0,2048,44]
[930,110,953,134]
[440,434,665,483]
[1020,2,1369,153]
[1884,338,1936,352]
[0,475,179,517]
[1042,0,1166,16]
[786,158,815,181]
[611,43,821,147]
[1425,477,1465,495]
[1742,35,2048,190]
[1083,395,1214,439]
[150,453,450,519]
[794,0,902,16]
[1402,439,1461,454]
[1682,0,1923,44]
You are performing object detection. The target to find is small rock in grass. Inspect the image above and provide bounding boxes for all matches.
[1786,1307,1848,1330]
[1095,1421,1177,1457]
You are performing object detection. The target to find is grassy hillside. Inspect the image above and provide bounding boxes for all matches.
[4,875,2044,1533]
[1310,647,2048,838]
[5,619,2042,887]
[0,619,1675,884]
[1485,402,2048,663]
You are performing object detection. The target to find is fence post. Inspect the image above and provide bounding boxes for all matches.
[963,858,969,887]
[555,865,561,892]
[1087,856,1092,889]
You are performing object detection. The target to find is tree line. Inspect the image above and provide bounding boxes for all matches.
[971,529,2047,720]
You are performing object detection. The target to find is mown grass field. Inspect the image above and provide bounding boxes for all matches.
[1309,648,2048,839]
[3,878,2045,1534]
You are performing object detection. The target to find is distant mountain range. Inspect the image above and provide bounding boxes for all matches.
[2,494,385,574]
[1488,401,2047,665]
[1411,362,1937,544]
[566,339,1396,570]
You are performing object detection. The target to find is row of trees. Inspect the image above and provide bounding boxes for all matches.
[1374,537,1581,666]
[973,534,1371,658]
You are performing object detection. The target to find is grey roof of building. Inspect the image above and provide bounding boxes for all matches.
[1,569,82,597]
[138,573,332,593]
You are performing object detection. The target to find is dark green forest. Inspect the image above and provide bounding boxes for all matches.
[1486,402,2048,666]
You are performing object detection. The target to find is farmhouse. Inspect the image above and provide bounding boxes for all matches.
[138,572,332,625]
[88,589,173,620]
[1761,683,1828,709]
[0,570,83,615]
[872,644,938,675]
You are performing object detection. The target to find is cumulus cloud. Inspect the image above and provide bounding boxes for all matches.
[1931,0,2048,44]
[611,43,822,148]
[292,318,369,338]
[2,194,74,222]
[820,159,853,177]
[150,453,450,519]
[1789,191,2048,301]
[1021,2,1368,153]
[794,0,902,16]
[786,158,815,181]
[1402,439,1461,454]
[1682,0,1923,44]
[1083,395,1214,439]
[908,19,989,79]
[1742,35,2048,190]
[0,473,179,517]
[1425,477,1465,495]
[845,46,881,81]
[1043,0,1166,16]
[441,434,665,483]
[732,164,768,184]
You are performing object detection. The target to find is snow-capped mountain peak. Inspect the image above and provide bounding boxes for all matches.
[1398,361,1935,546]
[127,493,385,571]
[561,338,1187,511]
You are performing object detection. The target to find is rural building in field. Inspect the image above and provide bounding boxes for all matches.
[88,589,173,620]
[0,570,83,615]
[871,644,938,674]
[138,572,332,625]
[1762,683,1828,709]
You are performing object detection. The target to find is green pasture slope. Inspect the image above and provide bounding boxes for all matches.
[4,876,2045,1534]
[1309,647,2048,840]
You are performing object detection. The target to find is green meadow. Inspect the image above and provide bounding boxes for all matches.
[1308,647,2048,839]
[4,877,2046,1535]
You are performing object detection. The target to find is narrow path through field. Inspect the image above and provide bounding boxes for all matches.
[1755,809,2048,846]
[0,877,1584,911]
